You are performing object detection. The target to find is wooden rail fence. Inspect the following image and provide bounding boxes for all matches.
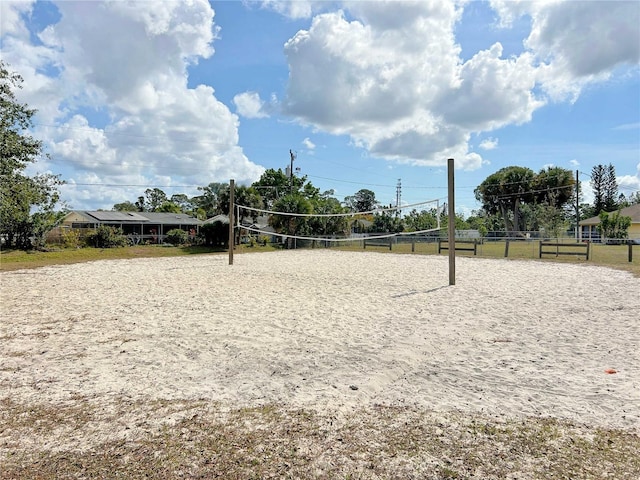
[438,239,478,255]
[363,238,393,250]
[539,242,589,260]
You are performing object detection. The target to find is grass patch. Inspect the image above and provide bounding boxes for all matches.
[0,244,275,272]
[1,399,638,479]
[337,240,640,277]
[2,241,637,276]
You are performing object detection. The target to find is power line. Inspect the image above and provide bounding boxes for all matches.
[65,183,203,188]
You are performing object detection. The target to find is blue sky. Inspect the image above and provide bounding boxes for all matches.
[1,0,639,215]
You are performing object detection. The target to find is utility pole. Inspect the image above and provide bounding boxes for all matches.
[396,179,402,217]
[289,149,297,193]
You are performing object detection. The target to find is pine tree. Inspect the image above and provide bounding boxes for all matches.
[603,163,618,212]
[590,164,606,214]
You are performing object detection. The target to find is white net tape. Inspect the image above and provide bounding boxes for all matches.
[234,198,443,244]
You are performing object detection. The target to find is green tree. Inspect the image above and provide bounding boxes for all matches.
[604,164,618,212]
[344,189,378,213]
[597,210,631,242]
[533,166,575,208]
[156,201,182,213]
[439,212,470,232]
[372,211,404,233]
[192,182,226,217]
[270,193,312,248]
[475,166,535,234]
[143,188,168,212]
[537,194,570,239]
[591,163,618,214]
[170,193,194,213]
[0,62,66,249]
[113,201,137,212]
[307,191,348,237]
[404,208,439,232]
[591,164,606,214]
[218,185,263,224]
[252,168,305,208]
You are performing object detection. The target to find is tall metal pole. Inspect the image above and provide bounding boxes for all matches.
[228,179,235,265]
[447,158,455,286]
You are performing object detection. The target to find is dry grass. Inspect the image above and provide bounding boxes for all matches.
[2,241,638,277]
[0,245,231,272]
[1,397,638,479]
[340,240,640,277]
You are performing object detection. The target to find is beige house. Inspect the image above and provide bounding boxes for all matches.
[50,211,202,244]
[579,203,640,244]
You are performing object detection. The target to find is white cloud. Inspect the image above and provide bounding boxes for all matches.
[613,122,640,131]
[435,43,544,130]
[488,0,532,29]
[526,1,640,78]
[0,1,34,40]
[569,159,579,167]
[259,0,331,19]
[283,4,477,166]
[281,1,638,171]
[479,138,498,150]
[1,0,264,210]
[580,180,594,205]
[302,137,316,150]
[491,0,640,101]
[618,162,640,194]
[233,91,269,119]
[282,2,518,170]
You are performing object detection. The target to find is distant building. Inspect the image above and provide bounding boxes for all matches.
[51,211,202,244]
[579,204,640,244]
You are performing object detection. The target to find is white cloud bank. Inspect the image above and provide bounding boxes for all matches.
[2,0,638,209]
[1,0,264,209]
[280,0,639,170]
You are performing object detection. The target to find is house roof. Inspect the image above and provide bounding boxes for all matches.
[579,204,640,226]
[203,214,229,225]
[136,212,202,225]
[85,211,148,222]
[70,211,202,225]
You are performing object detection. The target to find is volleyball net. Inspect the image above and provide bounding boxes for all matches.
[233,198,444,244]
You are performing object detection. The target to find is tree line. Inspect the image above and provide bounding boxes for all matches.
[473,164,638,239]
[2,60,639,250]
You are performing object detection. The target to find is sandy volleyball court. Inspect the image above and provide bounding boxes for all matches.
[1,249,638,436]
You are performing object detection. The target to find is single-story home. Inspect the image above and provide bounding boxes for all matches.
[51,211,203,244]
[579,203,640,243]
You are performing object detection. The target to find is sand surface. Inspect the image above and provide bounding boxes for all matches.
[1,250,639,431]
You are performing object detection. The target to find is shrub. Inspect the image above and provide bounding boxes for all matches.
[165,228,188,245]
[62,229,82,249]
[86,225,127,248]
